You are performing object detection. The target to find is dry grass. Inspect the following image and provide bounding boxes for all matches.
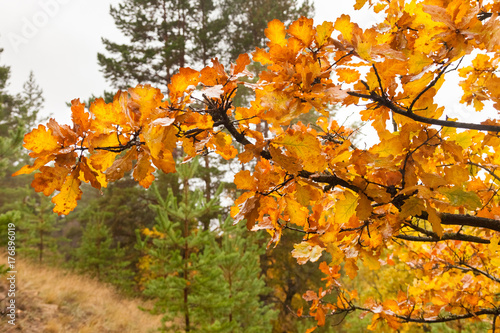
[0,257,163,332]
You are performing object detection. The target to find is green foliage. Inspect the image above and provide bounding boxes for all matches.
[73,213,135,293]
[138,160,275,332]
[15,195,67,264]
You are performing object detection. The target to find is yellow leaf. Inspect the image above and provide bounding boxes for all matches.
[356,41,372,61]
[273,131,326,172]
[400,197,425,218]
[488,236,500,253]
[23,124,60,158]
[89,151,118,171]
[444,165,469,186]
[335,191,359,224]
[427,206,443,237]
[291,241,324,264]
[334,14,354,42]
[127,84,164,124]
[52,169,82,215]
[12,155,55,177]
[151,151,176,174]
[356,193,372,220]
[344,258,358,279]
[315,21,334,47]
[354,0,368,10]
[285,197,309,227]
[408,52,434,75]
[295,181,322,206]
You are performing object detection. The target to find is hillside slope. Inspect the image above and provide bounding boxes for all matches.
[0,258,162,332]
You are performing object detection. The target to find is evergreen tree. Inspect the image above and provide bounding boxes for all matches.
[74,213,134,292]
[210,217,277,332]
[16,195,66,264]
[0,49,25,175]
[98,0,199,89]
[138,159,275,332]
[138,160,225,332]
[98,0,313,90]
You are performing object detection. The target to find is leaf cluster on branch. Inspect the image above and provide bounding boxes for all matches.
[15,0,500,330]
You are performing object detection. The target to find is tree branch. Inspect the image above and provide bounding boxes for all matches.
[395,233,490,244]
[347,91,500,132]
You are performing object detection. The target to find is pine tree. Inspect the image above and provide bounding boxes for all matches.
[209,217,277,332]
[138,159,276,332]
[74,213,134,292]
[138,160,225,332]
[98,0,313,90]
[15,195,66,264]
[0,49,25,175]
[98,0,198,89]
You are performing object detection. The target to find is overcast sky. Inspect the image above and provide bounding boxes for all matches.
[0,0,382,125]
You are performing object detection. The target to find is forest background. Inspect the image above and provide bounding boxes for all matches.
[0,0,495,332]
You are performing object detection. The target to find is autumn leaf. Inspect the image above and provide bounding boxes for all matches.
[438,186,482,210]
[427,206,443,237]
[315,21,334,47]
[335,191,358,225]
[22,124,60,158]
[52,168,82,215]
[106,148,137,182]
[133,152,156,188]
[234,170,255,190]
[291,241,324,265]
[285,196,309,227]
[288,17,315,47]
[32,165,68,196]
[273,130,326,172]
[265,19,287,47]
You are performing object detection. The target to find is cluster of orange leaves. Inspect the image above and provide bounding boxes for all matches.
[15,0,500,330]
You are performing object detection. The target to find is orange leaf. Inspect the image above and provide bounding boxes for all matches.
[336,68,360,84]
[288,17,314,47]
[71,98,91,135]
[133,152,156,188]
[106,149,137,182]
[269,144,302,175]
[344,258,358,279]
[32,165,68,196]
[265,19,287,47]
[168,67,200,99]
[234,170,255,190]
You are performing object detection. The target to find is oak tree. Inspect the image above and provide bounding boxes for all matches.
[15,0,500,330]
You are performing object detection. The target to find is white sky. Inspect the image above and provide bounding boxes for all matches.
[0,0,376,125]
